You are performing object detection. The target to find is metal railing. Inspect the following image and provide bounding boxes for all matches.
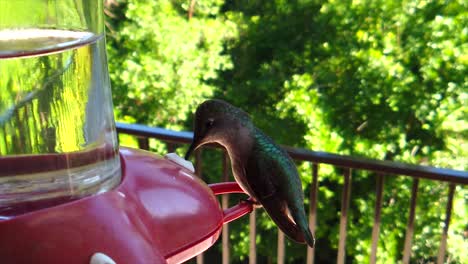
[116,122,468,264]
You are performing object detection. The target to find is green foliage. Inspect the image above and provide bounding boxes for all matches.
[106,0,236,130]
[106,0,467,263]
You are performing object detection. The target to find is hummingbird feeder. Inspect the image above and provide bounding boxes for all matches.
[0,1,251,263]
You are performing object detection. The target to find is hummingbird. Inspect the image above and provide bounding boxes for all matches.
[185,99,315,247]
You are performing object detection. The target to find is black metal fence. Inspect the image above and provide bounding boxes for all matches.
[116,122,468,264]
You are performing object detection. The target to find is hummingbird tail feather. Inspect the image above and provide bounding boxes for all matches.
[300,223,315,248]
[260,198,307,244]
[291,206,315,248]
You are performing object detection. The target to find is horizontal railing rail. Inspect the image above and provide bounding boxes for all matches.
[116,122,468,264]
[116,123,467,184]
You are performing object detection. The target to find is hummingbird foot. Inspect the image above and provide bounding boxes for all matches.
[239,197,262,209]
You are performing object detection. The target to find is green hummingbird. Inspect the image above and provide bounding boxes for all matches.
[185,99,315,247]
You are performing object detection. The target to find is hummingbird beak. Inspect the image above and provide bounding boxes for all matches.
[185,136,202,160]
[186,116,212,159]
[185,142,196,160]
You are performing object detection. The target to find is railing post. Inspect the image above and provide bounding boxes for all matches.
[277,230,285,264]
[337,168,352,264]
[137,137,149,150]
[166,142,177,153]
[249,209,257,264]
[306,163,319,264]
[195,149,202,178]
[222,152,230,264]
[402,178,419,264]
[370,174,384,264]
[195,149,204,264]
[437,184,456,264]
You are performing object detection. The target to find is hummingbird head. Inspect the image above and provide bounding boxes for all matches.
[185,99,250,160]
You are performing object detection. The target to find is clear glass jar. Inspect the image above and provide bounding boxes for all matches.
[0,0,121,218]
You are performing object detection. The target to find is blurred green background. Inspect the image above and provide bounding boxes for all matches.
[104,0,467,263]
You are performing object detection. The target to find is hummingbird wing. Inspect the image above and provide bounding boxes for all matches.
[245,141,307,244]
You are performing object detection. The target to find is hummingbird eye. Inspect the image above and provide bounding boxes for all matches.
[205,118,214,128]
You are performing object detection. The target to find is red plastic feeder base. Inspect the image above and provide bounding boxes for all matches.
[0,147,252,264]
